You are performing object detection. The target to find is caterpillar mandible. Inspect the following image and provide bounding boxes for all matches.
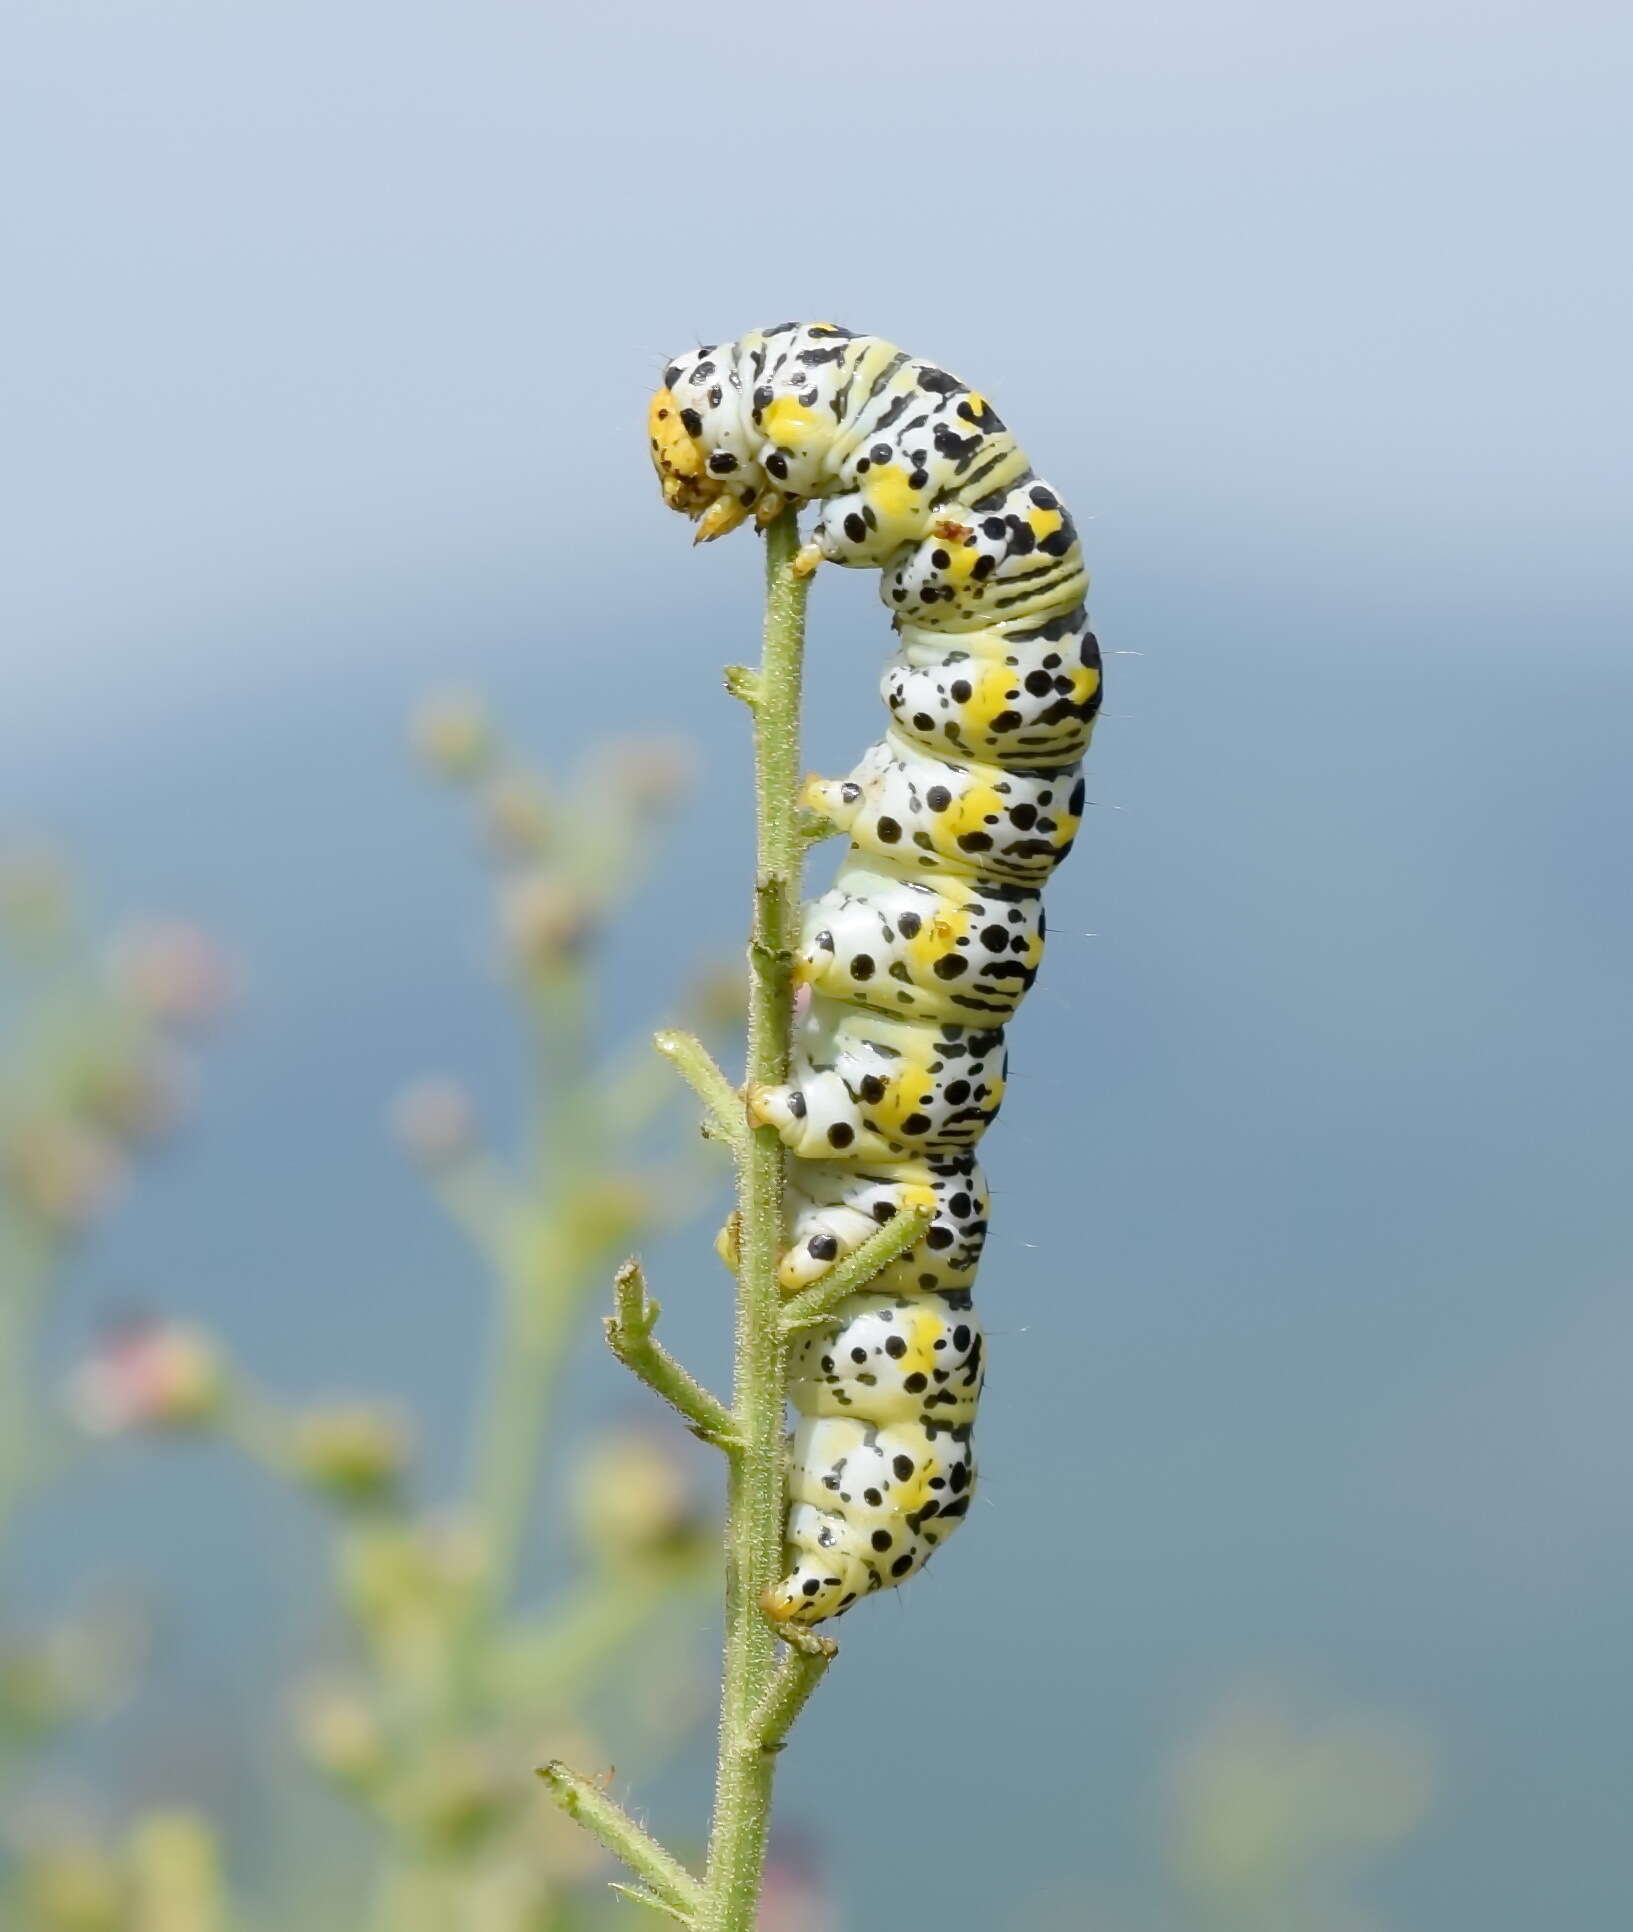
[649,323,1100,1624]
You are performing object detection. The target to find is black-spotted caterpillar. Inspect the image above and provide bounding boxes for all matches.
[649,324,1099,1624]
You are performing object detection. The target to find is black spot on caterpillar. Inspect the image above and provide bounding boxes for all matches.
[649,326,1099,1624]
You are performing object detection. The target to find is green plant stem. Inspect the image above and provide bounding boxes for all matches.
[607,1260,739,1446]
[697,507,810,1932]
[538,1764,704,1919]
[374,1006,601,1916]
[748,1631,836,1752]
[466,1262,579,1630]
[526,975,596,1190]
[777,1207,934,1331]
[555,511,862,1923]
[652,1030,745,1149]
[487,1548,710,1711]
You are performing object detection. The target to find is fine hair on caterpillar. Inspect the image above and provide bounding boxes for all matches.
[650,323,1100,1624]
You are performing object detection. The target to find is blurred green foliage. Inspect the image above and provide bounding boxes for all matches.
[0,710,743,1932]
[1017,1685,1436,1932]
[0,848,232,1930]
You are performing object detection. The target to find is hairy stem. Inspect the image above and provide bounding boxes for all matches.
[777,1207,934,1331]
[538,1763,704,1918]
[544,510,816,1927]
[606,1259,739,1446]
[698,508,811,1932]
[653,1029,746,1150]
[749,1630,837,1752]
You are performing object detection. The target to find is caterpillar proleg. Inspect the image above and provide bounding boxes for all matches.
[649,324,1099,1624]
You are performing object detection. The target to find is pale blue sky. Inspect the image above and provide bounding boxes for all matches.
[3,0,1626,738]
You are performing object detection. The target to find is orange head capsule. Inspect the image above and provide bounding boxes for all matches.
[647,387,717,517]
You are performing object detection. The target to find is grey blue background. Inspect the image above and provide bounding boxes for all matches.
[4,0,1630,1924]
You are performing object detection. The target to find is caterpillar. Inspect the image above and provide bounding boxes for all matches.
[648,323,1099,1624]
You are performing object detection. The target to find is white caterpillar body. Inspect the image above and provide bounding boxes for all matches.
[649,324,1099,1622]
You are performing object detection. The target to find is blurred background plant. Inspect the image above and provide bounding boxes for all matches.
[3,708,746,1931]
[1164,1686,1436,1932]
[0,844,232,1927]
[1018,1685,1437,1932]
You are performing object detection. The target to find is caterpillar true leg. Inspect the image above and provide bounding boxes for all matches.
[694,494,754,544]
[650,324,1096,1623]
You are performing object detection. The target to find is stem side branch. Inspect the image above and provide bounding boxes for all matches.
[606,1259,740,1448]
[537,1763,703,1918]
[778,1208,934,1332]
[653,1030,746,1150]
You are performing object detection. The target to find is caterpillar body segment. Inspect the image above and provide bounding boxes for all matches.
[777,1153,989,1297]
[649,324,1098,1623]
[804,733,1085,887]
[749,1001,1008,1161]
[779,1297,983,1616]
[796,856,1046,1027]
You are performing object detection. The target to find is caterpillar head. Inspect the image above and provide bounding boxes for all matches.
[652,339,789,544]
[647,384,758,542]
[647,387,715,514]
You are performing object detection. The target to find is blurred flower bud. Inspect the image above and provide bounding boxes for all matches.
[17,1842,122,1932]
[72,1042,194,1148]
[478,771,554,861]
[499,872,595,975]
[1167,1689,1437,1908]
[126,1811,223,1932]
[571,1428,705,1566]
[0,1609,141,1740]
[598,735,694,816]
[107,923,234,1031]
[390,1078,476,1167]
[67,1320,224,1436]
[3,1117,125,1234]
[291,1403,411,1505]
[0,844,72,950]
[0,1637,79,1740]
[397,1741,506,1853]
[411,691,493,783]
[339,1516,487,1644]
[338,1526,417,1631]
[293,1677,387,1786]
